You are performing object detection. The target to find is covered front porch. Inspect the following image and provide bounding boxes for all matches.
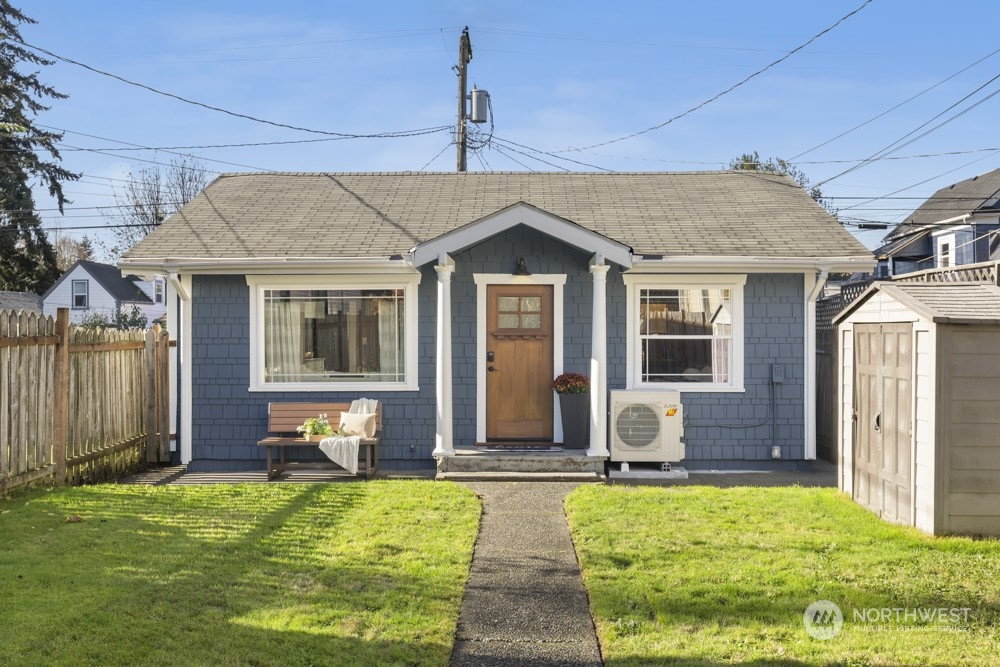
[414,202,630,475]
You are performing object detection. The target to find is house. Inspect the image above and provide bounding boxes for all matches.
[0,291,42,314]
[875,167,1000,278]
[42,260,167,325]
[835,281,1000,536]
[118,171,873,473]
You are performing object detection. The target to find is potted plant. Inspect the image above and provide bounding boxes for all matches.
[552,372,590,449]
[297,413,333,441]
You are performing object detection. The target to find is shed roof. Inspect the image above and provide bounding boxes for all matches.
[835,282,1000,325]
[122,171,871,263]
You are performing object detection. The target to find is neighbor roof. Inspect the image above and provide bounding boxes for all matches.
[43,260,152,304]
[835,282,1000,325]
[123,171,870,263]
[883,167,1000,242]
[0,291,42,314]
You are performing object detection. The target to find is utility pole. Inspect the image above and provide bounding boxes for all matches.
[456,27,472,173]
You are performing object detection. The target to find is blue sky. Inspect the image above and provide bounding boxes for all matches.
[21,1,1000,254]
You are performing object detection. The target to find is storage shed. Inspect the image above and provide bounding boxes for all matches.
[834,282,1000,537]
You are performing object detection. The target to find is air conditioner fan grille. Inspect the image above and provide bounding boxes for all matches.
[615,404,659,448]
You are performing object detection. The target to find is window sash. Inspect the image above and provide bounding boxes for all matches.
[624,274,745,392]
[262,289,405,384]
[248,275,419,392]
[637,286,732,384]
[72,280,88,309]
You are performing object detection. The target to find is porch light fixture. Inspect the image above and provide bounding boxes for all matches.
[512,257,531,276]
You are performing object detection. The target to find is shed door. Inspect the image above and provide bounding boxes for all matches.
[853,323,913,525]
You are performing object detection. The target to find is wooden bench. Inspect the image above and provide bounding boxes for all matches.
[257,402,381,480]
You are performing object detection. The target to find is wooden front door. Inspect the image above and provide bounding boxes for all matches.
[486,285,553,440]
[853,323,913,525]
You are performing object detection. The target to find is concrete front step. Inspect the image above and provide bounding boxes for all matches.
[436,471,606,482]
[437,447,607,474]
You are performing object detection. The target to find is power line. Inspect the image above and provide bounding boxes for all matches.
[17,39,454,140]
[814,72,1000,188]
[492,136,613,172]
[790,45,1000,160]
[419,142,454,171]
[548,0,873,154]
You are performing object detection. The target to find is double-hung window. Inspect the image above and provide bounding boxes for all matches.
[624,274,745,392]
[72,280,89,309]
[247,275,419,391]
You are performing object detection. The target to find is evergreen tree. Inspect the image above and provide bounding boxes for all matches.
[0,1,79,293]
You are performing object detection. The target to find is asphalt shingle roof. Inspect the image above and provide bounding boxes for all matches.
[888,283,1000,322]
[0,291,42,313]
[77,261,153,304]
[883,167,1000,242]
[124,171,871,261]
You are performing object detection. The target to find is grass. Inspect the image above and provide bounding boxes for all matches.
[565,485,1000,666]
[0,481,480,667]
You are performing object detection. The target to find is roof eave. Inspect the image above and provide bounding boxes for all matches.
[118,256,419,276]
[630,255,875,274]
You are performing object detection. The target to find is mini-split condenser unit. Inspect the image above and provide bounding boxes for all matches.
[610,390,685,463]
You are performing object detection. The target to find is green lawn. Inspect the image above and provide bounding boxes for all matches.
[566,485,1000,666]
[0,481,480,667]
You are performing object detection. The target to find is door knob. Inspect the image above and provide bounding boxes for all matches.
[488,366,497,372]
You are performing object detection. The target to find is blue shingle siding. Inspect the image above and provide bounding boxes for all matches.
[187,273,439,472]
[665,273,805,468]
[185,236,807,471]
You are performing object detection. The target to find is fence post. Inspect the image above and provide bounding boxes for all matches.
[145,327,157,462]
[157,327,170,462]
[51,308,69,483]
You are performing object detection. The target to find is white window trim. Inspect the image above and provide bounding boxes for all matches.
[623,273,746,393]
[936,233,955,268]
[72,279,89,309]
[246,274,420,392]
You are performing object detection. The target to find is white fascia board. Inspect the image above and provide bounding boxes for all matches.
[628,255,875,274]
[118,257,418,276]
[930,224,971,237]
[411,203,633,268]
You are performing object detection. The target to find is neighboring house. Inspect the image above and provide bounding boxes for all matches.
[0,291,42,314]
[119,172,873,473]
[42,260,167,325]
[875,167,1000,277]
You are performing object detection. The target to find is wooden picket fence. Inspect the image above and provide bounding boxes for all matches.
[0,307,170,491]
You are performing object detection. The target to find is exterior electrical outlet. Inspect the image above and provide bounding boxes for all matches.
[771,364,785,384]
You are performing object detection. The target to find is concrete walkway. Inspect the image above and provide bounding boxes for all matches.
[451,482,603,667]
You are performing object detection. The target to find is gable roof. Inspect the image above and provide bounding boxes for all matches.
[43,260,153,304]
[122,171,870,266]
[0,291,42,314]
[883,168,1000,243]
[834,282,1000,325]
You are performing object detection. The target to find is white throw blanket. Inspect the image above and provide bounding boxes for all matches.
[318,398,379,475]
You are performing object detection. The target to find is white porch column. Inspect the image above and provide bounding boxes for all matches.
[588,256,610,457]
[433,255,456,456]
[804,269,829,461]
